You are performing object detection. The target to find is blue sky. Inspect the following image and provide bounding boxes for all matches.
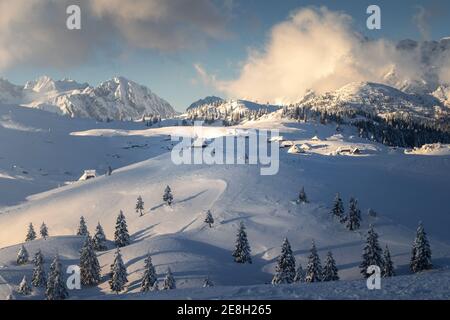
[2,0,450,111]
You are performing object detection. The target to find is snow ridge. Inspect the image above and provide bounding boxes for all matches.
[0,76,177,121]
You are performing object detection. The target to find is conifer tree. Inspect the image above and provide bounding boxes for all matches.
[140,253,157,293]
[45,254,68,300]
[410,222,432,273]
[77,216,89,236]
[322,251,339,281]
[31,250,47,287]
[25,223,36,242]
[305,240,322,283]
[360,225,383,278]
[109,247,128,293]
[162,267,176,290]
[331,193,345,222]
[382,245,395,277]
[272,238,296,285]
[40,222,49,239]
[18,276,31,295]
[232,221,252,264]
[163,185,174,206]
[203,277,214,288]
[80,236,101,286]
[114,210,130,247]
[93,222,107,251]
[294,263,305,283]
[16,245,29,265]
[298,187,309,204]
[135,196,145,217]
[204,210,214,228]
[346,198,361,231]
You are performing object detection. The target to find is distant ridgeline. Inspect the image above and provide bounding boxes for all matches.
[186,99,450,149]
[185,99,280,126]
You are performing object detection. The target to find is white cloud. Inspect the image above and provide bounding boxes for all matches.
[0,0,230,70]
[213,7,447,104]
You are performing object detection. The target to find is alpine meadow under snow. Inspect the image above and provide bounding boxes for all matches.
[1,74,450,299]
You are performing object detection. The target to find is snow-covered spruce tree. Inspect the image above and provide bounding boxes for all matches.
[135,196,145,217]
[203,277,214,288]
[32,250,47,287]
[92,222,108,251]
[294,263,305,283]
[305,241,322,283]
[322,251,339,281]
[80,236,101,286]
[298,187,309,204]
[360,225,383,278]
[40,222,49,239]
[16,245,29,265]
[140,253,157,293]
[32,249,44,266]
[114,210,130,247]
[410,222,432,273]
[331,193,345,222]
[163,186,174,206]
[204,210,214,228]
[346,198,361,231]
[45,254,68,300]
[18,276,32,295]
[272,238,296,285]
[162,267,176,290]
[77,216,89,236]
[25,223,36,242]
[232,221,252,264]
[382,245,395,277]
[109,247,128,293]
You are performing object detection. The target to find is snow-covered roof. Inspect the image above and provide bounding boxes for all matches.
[269,136,284,142]
[300,143,312,150]
[288,145,304,154]
[336,146,360,155]
[78,170,97,181]
[281,140,294,147]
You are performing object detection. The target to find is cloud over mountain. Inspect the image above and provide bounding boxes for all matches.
[212,7,450,104]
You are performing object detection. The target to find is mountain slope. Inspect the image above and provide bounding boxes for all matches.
[298,82,448,121]
[0,109,450,299]
[185,99,281,123]
[187,96,224,110]
[0,76,177,121]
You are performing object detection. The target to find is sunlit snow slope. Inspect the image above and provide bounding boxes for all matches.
[0,105,450,299]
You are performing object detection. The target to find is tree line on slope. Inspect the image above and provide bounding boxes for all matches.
[282,105,450,148]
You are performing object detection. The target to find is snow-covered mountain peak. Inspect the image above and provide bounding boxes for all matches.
[0,76,177,121]
[24,75,89,93]
[297,81,446,121]
[188,96,224,110]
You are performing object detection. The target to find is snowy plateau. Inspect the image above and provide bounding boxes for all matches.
[0,76,450,300]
